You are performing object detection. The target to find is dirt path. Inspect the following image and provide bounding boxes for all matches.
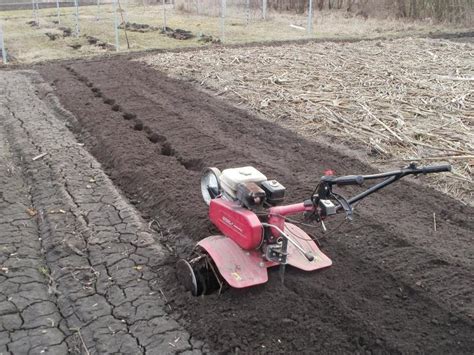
[36,58,474,353]
[0,82,67,354]
[0,70,201,354]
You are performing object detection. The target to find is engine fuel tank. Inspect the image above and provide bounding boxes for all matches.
[209,198,263,250]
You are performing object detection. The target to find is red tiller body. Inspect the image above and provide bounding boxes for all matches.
[209,198,317,250]
[209,198,263,250]
[179,163,451,295]
[206,198,331,289]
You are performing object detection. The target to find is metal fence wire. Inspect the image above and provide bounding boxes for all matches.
[1,0,471,64]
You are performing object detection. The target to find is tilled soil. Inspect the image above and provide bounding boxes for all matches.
[37,58,474,353]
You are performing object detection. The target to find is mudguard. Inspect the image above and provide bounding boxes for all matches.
[284,223,332,271]
[197,235,269,288]
[198,224,331,288]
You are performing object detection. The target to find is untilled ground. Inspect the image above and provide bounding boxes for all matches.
[34,56,474,353]
[139,37,474,205]
[0,70,202,354]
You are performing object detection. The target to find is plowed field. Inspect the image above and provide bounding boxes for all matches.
[30,57,474,353]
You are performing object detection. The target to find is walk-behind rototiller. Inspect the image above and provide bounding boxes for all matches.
[177,164,451,296]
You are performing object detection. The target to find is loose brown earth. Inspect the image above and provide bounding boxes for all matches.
[31,57,474,354]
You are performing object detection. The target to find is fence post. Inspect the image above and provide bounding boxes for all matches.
[124,0,128,23]
[96,0,101,20]
[220,0,226,42]
[55,0,60,24]
[307,0,313,34]
[74,0,80,37]
[32,0,39,25]
[163,0,167,30]
[245,0,250,25]
[0,22,7,65]
[262,0,267,20]
[113,0,120,51]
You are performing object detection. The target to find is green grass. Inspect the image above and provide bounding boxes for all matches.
[0,4,465,63]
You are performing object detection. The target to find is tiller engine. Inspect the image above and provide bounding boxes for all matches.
[177,164,451,296]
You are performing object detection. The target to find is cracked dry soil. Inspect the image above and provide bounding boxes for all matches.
[0,70,200,354]
[0,55,472,354]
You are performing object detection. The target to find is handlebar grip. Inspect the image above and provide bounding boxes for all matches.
[421,164,452,174]
[305,252,315,262]
[332,175,364,186]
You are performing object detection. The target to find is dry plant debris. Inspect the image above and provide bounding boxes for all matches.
[139,38,473,205]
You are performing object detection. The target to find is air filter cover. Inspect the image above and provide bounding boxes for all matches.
[220,166,267,198]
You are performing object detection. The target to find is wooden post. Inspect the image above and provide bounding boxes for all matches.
[262,0,267,20]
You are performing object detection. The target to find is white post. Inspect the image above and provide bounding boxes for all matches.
[113,0,120,51]
[32,0,39,25]
[220,0,226,42]
[246,0,250,26]
[0,22,7,65]
[56,0,60,24]
[96,0,101,20]
[307,0,313,34]
[124,0,128,23]
[262,0,267,20]
[36,0,40,24]
[74,0,80,37]
[163,0,167,30]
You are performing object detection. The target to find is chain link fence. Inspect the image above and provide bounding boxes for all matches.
[0,0,317,63]
[0,0,471,64]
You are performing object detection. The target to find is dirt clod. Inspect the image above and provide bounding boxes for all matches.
[123,112,136,120]
[45,32,60,41]
[161,27,194,40]
[160,142,174,156]
[134,120,144,131]
[119,21,159,33]
[148,132,165,143]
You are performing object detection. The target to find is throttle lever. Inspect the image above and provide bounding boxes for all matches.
[332,192,353,221]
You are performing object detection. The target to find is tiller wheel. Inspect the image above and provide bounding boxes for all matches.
[176,250,223,296]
